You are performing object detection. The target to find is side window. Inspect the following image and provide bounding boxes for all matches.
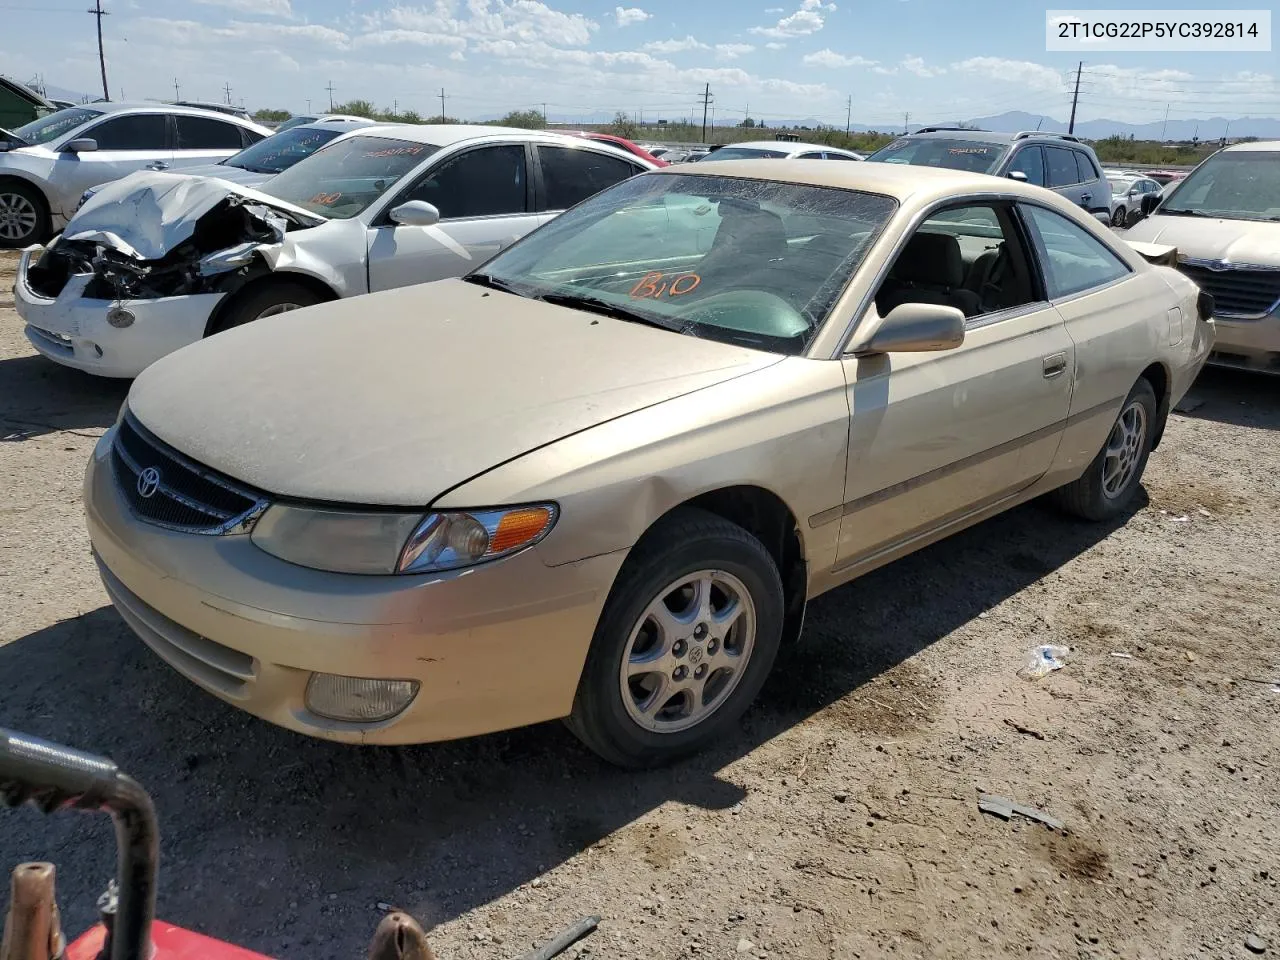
[874,203,1040,322]
[1073,151,1096,183]
[83,113,168,150]
[1022,204,1131,298]
[1045,147,1079,187]
[825,152,860,161]
[538,146,640,210]
[796,151,826,159]
[175,115,246,150]
[401,145,527,219]
[1008,146,1045,186]
[240,126,266,148]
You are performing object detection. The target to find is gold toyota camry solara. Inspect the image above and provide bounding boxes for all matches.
[85,161,1214,767]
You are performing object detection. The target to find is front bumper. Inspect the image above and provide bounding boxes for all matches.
[84,437,626,744]
[15,247,224,379]
[1206,310,1280,375]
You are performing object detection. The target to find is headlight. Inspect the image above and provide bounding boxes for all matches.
[250,503,557,575]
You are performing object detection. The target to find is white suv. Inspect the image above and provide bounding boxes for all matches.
[0,102,271,248]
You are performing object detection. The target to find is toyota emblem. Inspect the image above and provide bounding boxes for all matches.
[136,466,162,499]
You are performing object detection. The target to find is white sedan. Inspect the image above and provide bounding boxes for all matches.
[704,140,864,161]
[15,124,655,378]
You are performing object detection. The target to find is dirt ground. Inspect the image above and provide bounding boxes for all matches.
[1,247,1278,960]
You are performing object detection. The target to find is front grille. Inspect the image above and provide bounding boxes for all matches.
[111,414,267,534]
[1178,261,1280,319]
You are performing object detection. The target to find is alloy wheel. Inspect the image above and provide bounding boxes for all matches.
[619,569,757,733]
[1101,400,1147,499]
[0,192,38,243]
[255,302,304,320]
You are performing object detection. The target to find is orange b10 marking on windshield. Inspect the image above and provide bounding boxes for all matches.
[309,191,343,205]
[629,271,701,299]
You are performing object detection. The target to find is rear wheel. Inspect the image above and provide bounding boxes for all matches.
[0,181,50,249]
[209,281,324,335]
[1051,378,1157,521]
[566,508,784,768]
[1112,205,1127,228]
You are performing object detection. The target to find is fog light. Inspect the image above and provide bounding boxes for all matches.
[305,673,419,722]
[106,307,134,328]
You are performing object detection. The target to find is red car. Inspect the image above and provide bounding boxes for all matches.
[567,131,670,167]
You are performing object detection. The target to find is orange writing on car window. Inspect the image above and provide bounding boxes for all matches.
[309,191,343,206]
[629,271,701,300]
[362,146,424,159]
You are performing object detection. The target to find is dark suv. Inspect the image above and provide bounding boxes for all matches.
[866,128,1113,222]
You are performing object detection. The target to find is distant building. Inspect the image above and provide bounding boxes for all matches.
[0,75,55,130]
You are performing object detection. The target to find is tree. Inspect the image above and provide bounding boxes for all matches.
[499,109,546,129]
[253,108,291,121]
[332,99,378,119]
[739,117,756,128]
[610,110,637,139]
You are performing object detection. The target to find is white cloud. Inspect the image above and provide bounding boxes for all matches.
[614,6,651,26]
[802,48,874,68]
[764,41,786,49]
[750,0,836,38]
[643,35,708,53]
[354,29,467,50]
[192,0,292,17]
[380,1,599,48]
[900,55,944,78]
[764,6,784,11]
[950,56,1064,92]
[715,43,755,60]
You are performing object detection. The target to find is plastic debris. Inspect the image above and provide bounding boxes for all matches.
[978,794,1065,830]
[1245,933,1268,954]
[1020,645,1069,679]
[1168,515,1191,523]
[1003,719,1046,740]
[1111,652,1134,659]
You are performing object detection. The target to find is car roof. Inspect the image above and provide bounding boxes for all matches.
[1223,139,1280,152]
[723,140,840,152]
[334,123,650,152]
[661,157,1081,206]
[59,100,264,125]
[287,120,370,132]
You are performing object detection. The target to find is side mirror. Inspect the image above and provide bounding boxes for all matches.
[1093,211,1112,227]
[64,138,98,153]
[850,302,966,356]
[1007,170,1029,182]
[389,200,440,227]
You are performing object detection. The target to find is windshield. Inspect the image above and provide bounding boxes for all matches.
[470,172,897,355]
[11,107,103,145]
[259,135,439,218]
[1160,151,1280,221]
[1107,177,1134,191]
[224,126,343,174]
[275,115,319,133]
[865,137,1008,174]
[708,147,789,161]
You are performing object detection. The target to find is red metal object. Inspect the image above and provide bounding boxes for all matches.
[566,131,669,167]
[66,922,275,960]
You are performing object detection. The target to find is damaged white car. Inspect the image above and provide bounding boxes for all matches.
[16,124,655,377]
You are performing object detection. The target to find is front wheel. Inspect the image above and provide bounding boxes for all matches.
[566,508,785,768]
[209,280,324,336]
[1051,378,1157,521]
[1112,206,1127,229]
[0,181,51,249]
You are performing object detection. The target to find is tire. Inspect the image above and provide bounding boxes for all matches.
[1051,378,1158,521]
[566,507,785,768]
[0,180,51,249]
[1112,206,1127,229]
[209,280,324,336]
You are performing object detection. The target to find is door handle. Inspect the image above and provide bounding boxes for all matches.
[146,161,169,171]
[1079,192,1091,204]
[1042,353,1067,379]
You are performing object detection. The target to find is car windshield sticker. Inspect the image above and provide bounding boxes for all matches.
[629,271,702,299]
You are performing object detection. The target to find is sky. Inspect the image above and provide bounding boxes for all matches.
[2,0,1278,129]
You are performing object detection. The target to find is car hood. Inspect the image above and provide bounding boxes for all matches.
[1124,214,1280,266]
[127,279,782,505]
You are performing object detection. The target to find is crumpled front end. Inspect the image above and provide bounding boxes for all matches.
[16,172,324,378]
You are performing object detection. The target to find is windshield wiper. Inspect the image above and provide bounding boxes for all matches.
[533,291,679,332]
[1158,208,1215,217]
[464,272,528,296]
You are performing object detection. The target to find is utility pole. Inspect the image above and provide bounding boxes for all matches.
[173,78,180,101]
[541,102,548,125]
[846,94,852,136]
[223,82,232,106]
[439,87,447,121]
[325,80,335,111]
[699,82,712,143]
[1160,103,1170,141]
[87,0,109,100]
[903,111,909,134]
[393,98,398,115]
[306,98,312,113]
[1067,60,1083,135]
